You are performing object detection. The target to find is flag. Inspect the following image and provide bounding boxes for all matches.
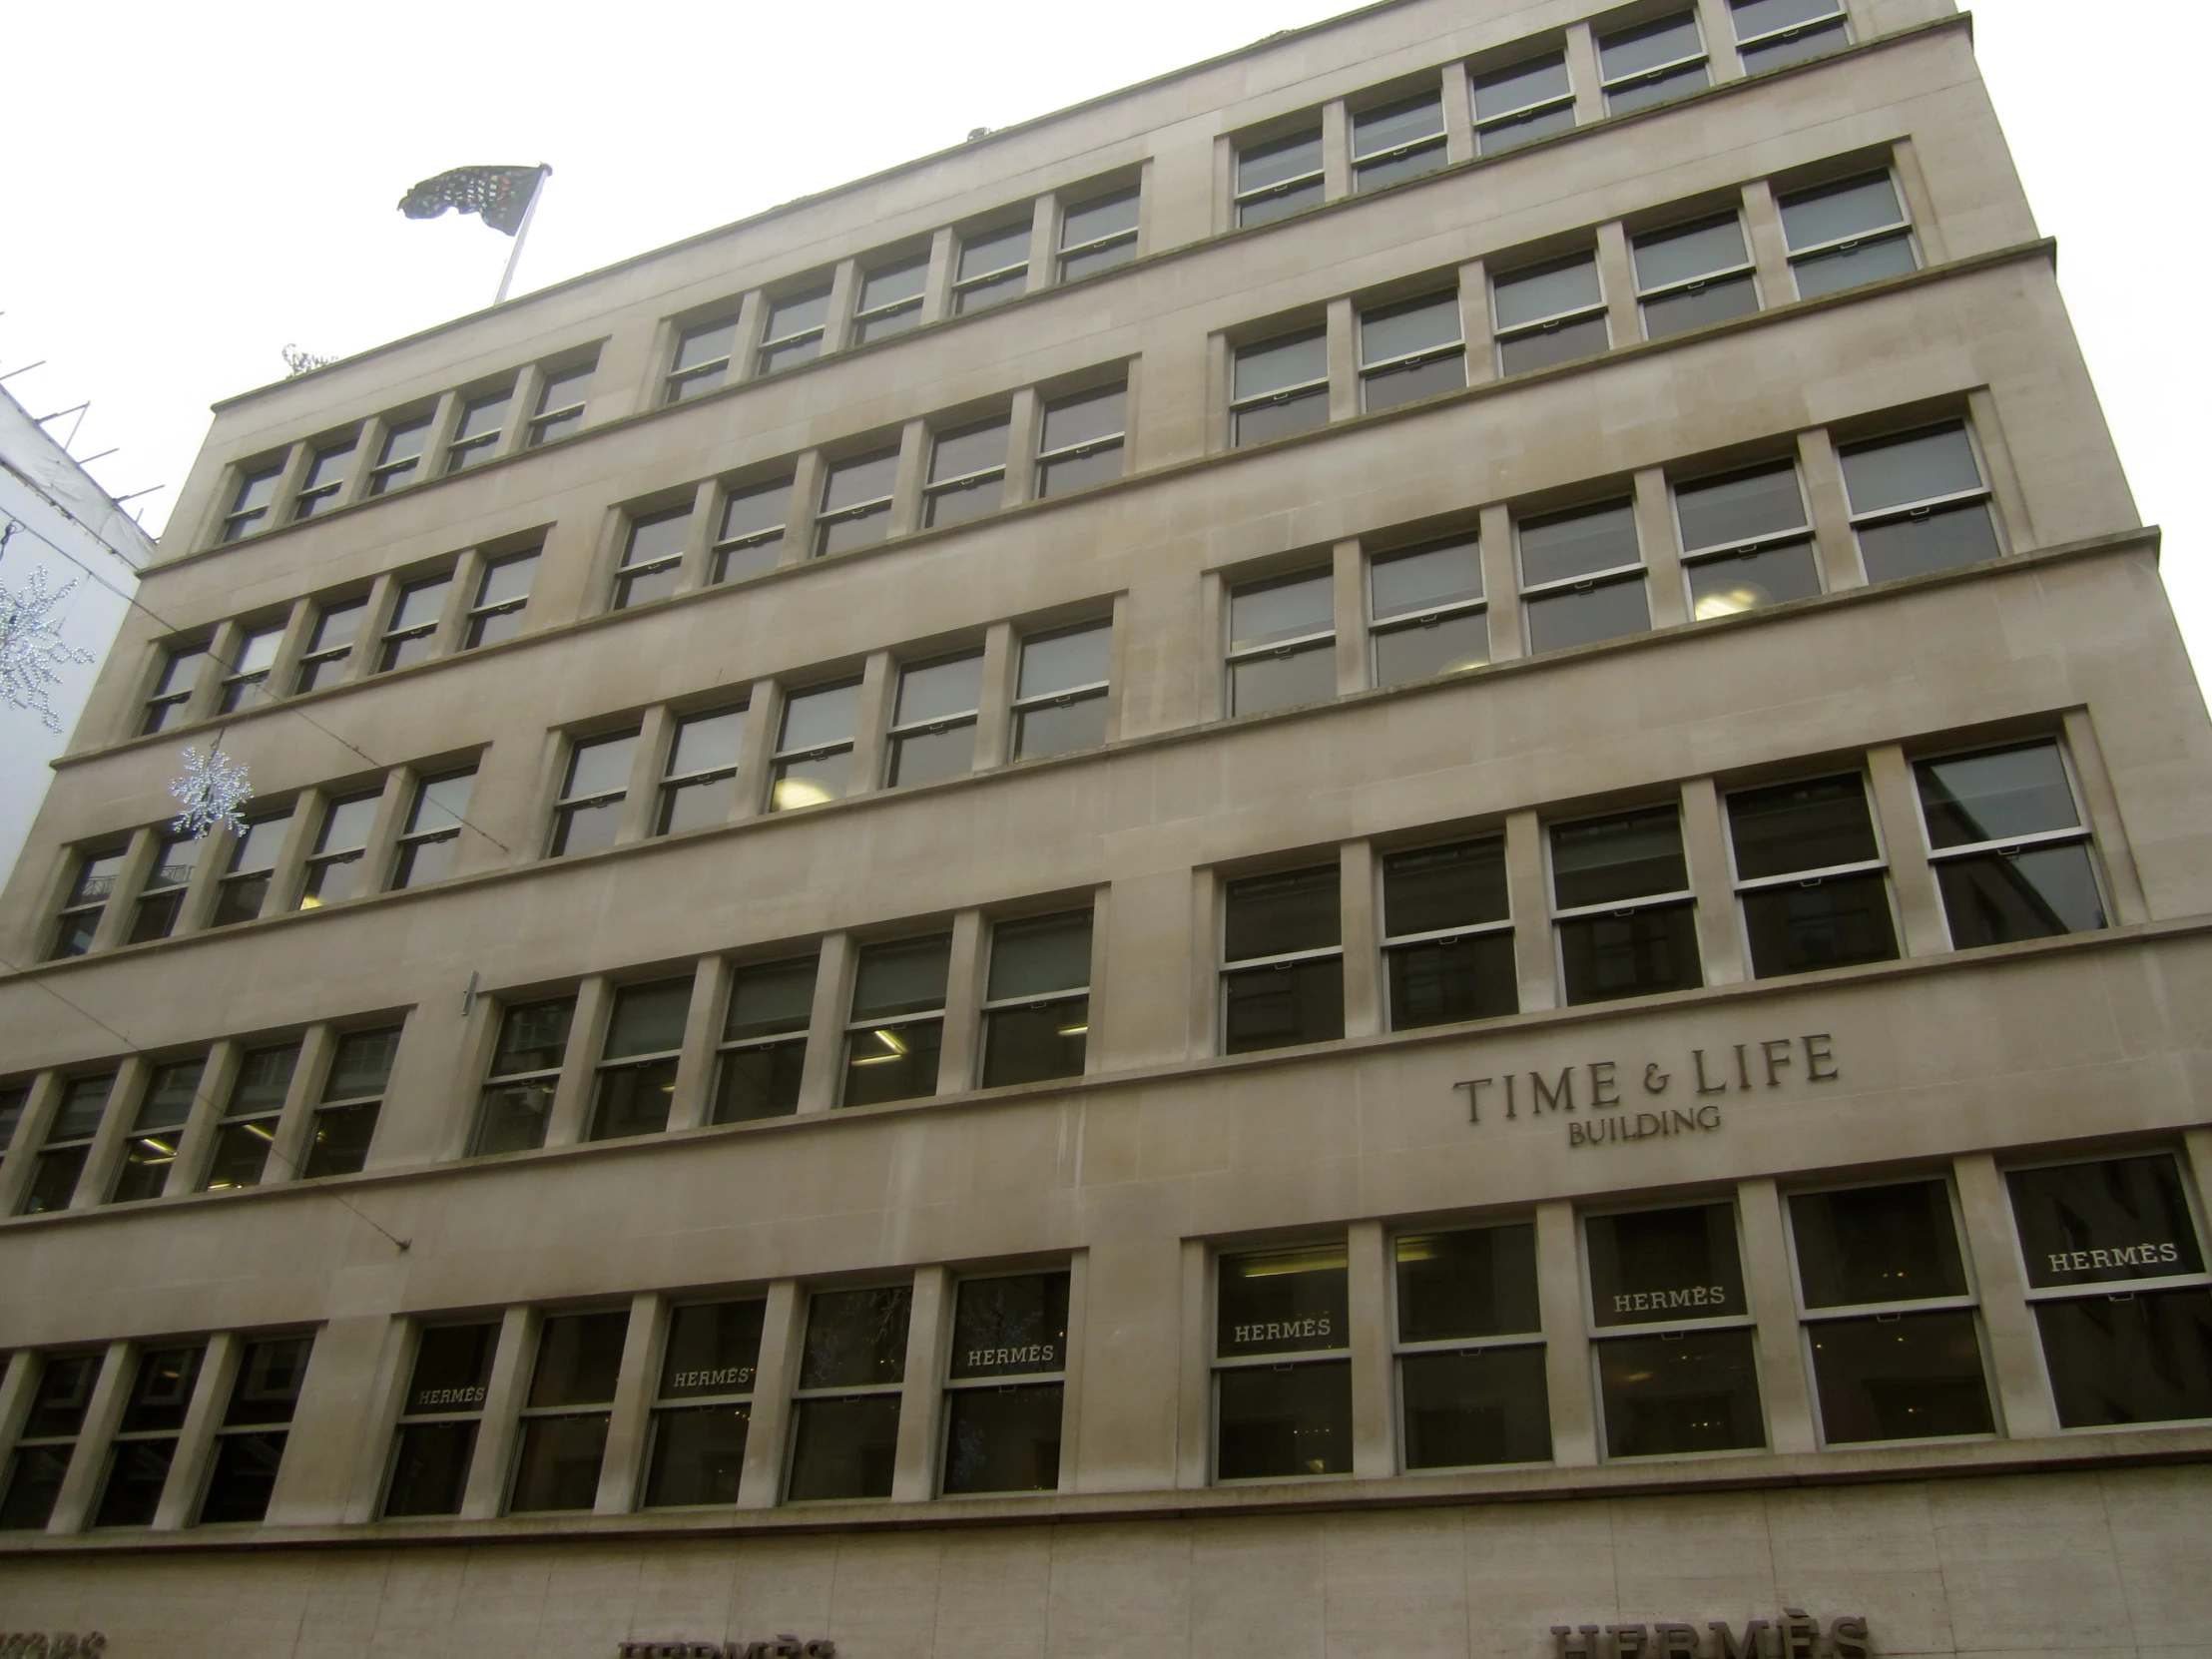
[397,165,549,237]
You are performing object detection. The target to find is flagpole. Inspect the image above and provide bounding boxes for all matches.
[493,166,551,306]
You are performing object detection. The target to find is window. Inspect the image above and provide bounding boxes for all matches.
[0,1083,23,1156]
[643,1300,764,1507]
[472,996,575,1155]
[1352,91,1447,193]
[1839,422,2000,581]
[1035,384,1125,496]
[366,415,432,496]
[1395,1224,1549,1467]
[292,600,364,693]
[1633,214,1759,338]
[588,979,691,1141]
[221,465,281,542]
[211,813,290,928]
[1675,461,1821,619]
[1587,1204,1764,1458]
[1727,773,1898,977]
[1382,837,1516,1029]
[1222,865,1344,1053]
[1518,499,1649,652]
[2008,1153,2212,1428]
[298,792,380,907]
[443,389,511,472]
[713,477,792,583]
[1370,534,1487,685]
[954,222,1031,314]
[1360,291,1464,411]
[17,1075,110,1215]
[615,507,690,610]
[464,550,538,648]
[142,643,210,734]
[1235,129,1324,227]
[0,1354,103,1529]
[1780,172,1915,298]
[1227,567,1335,714]
[301,1025,399,1178]
[981,911,1092,1086]
[528,360,594,446]
[1472,52,1575,154]
[842,935,949,1107]
[758,285,831,375]
[1550,807,1702,1004]
[666,316,738,403]
[92,1344,205,1526]
[382,1322,498,1517]
[923,418,1009,528]
[291,442,354,520]
[128,833,202,943]
[1915,741,2106,948]
[814,449,898,555]
[1597,12,1709,113]
[203,1042,298,1191]
[392,770,473,888]
[1491,254,1608,374]
[376,573,451,672]
[550,730,639,856]
[218,625,285,714]
[942,1272,1069,1493]
[770,680,859,811]
[198,1336,311,1524]
[854,257,927,343]
[109,1057,202,1203]
[1231,329,1329,446]
[1731,0,1848,72]
[1215,1245,1351,1480]
[787,1285,910,1501]
[1059,187,1139,280]
[658,707,746,834]
[51,846,126,957]
[509,1310,627,1512]
[714,956,818,1123]
[1012,621,1111,759]
[887,652,983,786]
[1785,1179,1991,1444]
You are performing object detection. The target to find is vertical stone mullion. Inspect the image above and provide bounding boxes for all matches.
[845,650,896,799]
[1478,502,1521,664]
[887,417,930,540]
[1796,427,1864,591]
[1321,99,1353,203]
[1740,178,1794,304]
[1440,62,1476,166]
[676,477,721,595]
[1175,1238,1212,1488]
[544,975,614,1149]
[1595,219,1641,347]
[1333,535,1369,695]
[261,595,318,711]
[1680,776,1746,987]
[0,1351,38,1453]
[341,572,399,686]
[935,909,988,1095]
[1737,1178,1817,1453]
[87,826,160,953]
[971,620,1019,771]
[0,1072,63,1216]
[164,1037,241,1198]
[1347,1219,1394,1477]
[459,1306,537,1520]
[820,258,861,355]
[263,786,324,919]
[1025,194,1060,295]
[783,449,827,568]
[737,1279,805,1507]
[1864,743,1949,956]
[594,1291,665,1515]
[890,1265,950,1501]
[1340,839,1382,1040]
[666,958,728,1135]
[617,706,677,844]
[732,680,779,820]
[151,1331,241,1530]
[919,226,958,326]
[46,1339,134,1534]
[1457,258,1496,388]
[429,549,481,658]
[1056,1250,1090,1489]
[797,931,855,1115]
[1326,294,1360,423]
[266,1022,339,1188]
[1536,1201,1597,1465]
[71,1054,150,1210]
[1635,464,1688,627]
[1952,1151,2059,1438]
[1565,23,1605,125]
[1696,0,1745,81]
[1002,386,1043,510]
[1504,809,1556,1014]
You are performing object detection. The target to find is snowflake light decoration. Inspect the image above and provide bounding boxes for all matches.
[170,745,255,839]
[0,562,96,734]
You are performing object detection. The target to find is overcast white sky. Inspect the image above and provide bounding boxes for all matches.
[2,0,2205,710]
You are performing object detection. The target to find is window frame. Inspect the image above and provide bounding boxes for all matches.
[665,315,740,404]
[471,995,576,1157]
[1378,832,1515,1030]
[1010,619,1113,760]
[527,358,596,447]
[365,415,433,497]
[1489,253,1610,373]
[641,1297,766,1508]
[1723,767,1900,976]
[1225,565,1338,715]
[442,387,514,474]
[813,449,899,556]
[391,770,474,889]
[217,624,286,714]
[1357,291,1466,411]
[211,811,291,928]
[922,419,1011,529]
[1033,384,1127,497]
[952,222,1032,314]
[1233,127,1326,227]
[853,256,929,342]
[1388,1219,1550,1471]
[290,440,356,521]
[1779,168,1916,296]
[375,573,453,673]
[550,729,640,856]
[91,1342,208,1526]
[220,464,282,543]
[1910,736,2108,944]
[937,1269,1072,1496]
[1349,90,1449,193]
[1840,420,1998,552]
[613,506,692,611]
[712,476,794,583]
[379,1320,498,1518]
[1514,497,1648,650]
[588,980,693,1142]
[1596,11,1712,113]
[1545,802,1700,1005]
[784,1280,913,1502]
[1672,459,1822,619]
[1210,1240,1355,1483]
[978,908,1094,1088]
[1630,212,1760,337]
[1219,862,1346,1053]
[1229,328,1331,446]
[1471,50,1577,153]
[143,642,211,733]
[839,933,952,1107]
[886,651,984,787]
[1731,0,1850,71]
[16,1074,113,1215]
[298,791,382,908]
[301,1023,400,1179]
[196,1333,313,1525]
[0,1351,106,1529]
[463,550,539,649]
[200,1041,299,1193]
[51,845,128,958]
[1367,533,1488,685]
[757,283,833,376]
[769,679,861,812]
[128,832,202,943]
[712,953,819,1123]
[292,600,365,693]
[656,705,748,835]
[1057,186,1141,282]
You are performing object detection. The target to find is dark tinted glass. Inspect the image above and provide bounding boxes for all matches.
[1917,744,2077,847]
[134,1059,203,1132]
[1587,1205,1745,1326]
[1062,187,1139,253]
[604,979,691,1059]
[94,1439,177,1526]
[1733,0,1841,34]
[1841,425,1980,515]
[2008,1155,2204,1288]
[1383,838,1507,936]
[715,1041,806,1122]
[1363,352,1466,410]
[406,1323,498,1415]
[1519,503,1639,587]
[330,1029,403,1092]
[1224,958,1345,1050]
[988,913,1091,999]
[1790,1182,1966,1307]
[1729,775,1879,878]
[1376,611,1491,683]
[1396,1225,1540,1343]
[1478,101,1575,154]
[301,1100,379,1177]
[725,957,818,1040]
[957,224,1029,282]
[1041,386,1126,453]
[492,998,573,1076]
[1234,388,1329,446]
[1372,538,1481,620]
[822,451,899,513]
[852,937,951,1020]
[859,258,927,311]
[509,1413,610,1511]
[673,320,736,375]
[801,1287,912,1389]
[952,1273,1070,1378]
[787,1394,901,1500]
[1499,312,1611,374]
[1217,1361,1352,1479]
[1810,1311,1991,1442]
[21,1146,88,1213]
[1387,934,1518,1029]
[944,1384,1065,1493]
[588,1058,677,1140]
[763,285,830,342]
[202,1120,273,1191]
[24,1354,102,1438]
[1401,1347,1552,1468]
[1598,1330,1764,1456]
[1219,1245,1349,1357]
[644,1404,749,1506]
[199,1431,287,1524]
[226,1337,311,1426]
[1353,92,1443,160]
[1742,872,1899,977]
[0,1444,73,1530]
[1792,233,1917,297]
[1361,294,1458,367]
[662,1301,765,1398]
[1935,845,2106,946]
[49,1077,114,1142]
[1225,865,1340,960]
[2035,1292,2212,1428]
[1016,695,1109,759]
[0,1085,27,1153]
[528,1311,628,1408]
[982,1000,1089,1086]
[1604,61,1708,112]
[229,1044,299,1115]
[120,1346,203,1434]
[382,1419,475,1516]
[1552,809,1687,907]
[842,1019,943,1106]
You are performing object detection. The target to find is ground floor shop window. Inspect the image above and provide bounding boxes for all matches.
[382,1322,498,1517]
[1215,1243,1352,1479]
[1393,1223,1549,1467]
[0,1353,102,1529]
[787,1285,910,1501]
[941,1271,1069,1494]
[509,1310,627,1512]
[92,1345,204,1526]
[199,1335,312,1524]
[644,1300,763,1507]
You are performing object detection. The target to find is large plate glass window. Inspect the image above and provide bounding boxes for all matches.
[1215,1244,1352,1480]
[51,845,126,957]
[713,477,792,583]
[1370,534,1487,686]
[550,729,639,856]
[509,1310,628,1512]
[199,1335,312,1524]
[842,935,949,1106]
[1059,186,1139,280]
[1222,865,1344,1053]
[203,1041,299,1191]
[787,1285,911,1501]
[212,812,291,927]
[658,706,746,835]
[1395,1224,1549,1466]
[588,978,692,1141]
[292,601,363,692]
[376,573,452,672]
[291,441,354,520]
[1914,740,2106,948]
[923,419,1009,528]
[953,222,1030,314]
[1235,128,1324,227]
[109,1056,202,1203]
[1352,90,1446,192]
[770,680,859,811]
[1360,291,1464,412]
[2007,1153,2212,1427]
[757,283,831,375]
[1227,567,1335,715]
[220,463,280,542]
[714,956,818,1123]
[0,1353,104,1529]
[615,506,690,610]
[298,792,380,908]
[392,770,474,888]
[1491,254,1608,375]
[1518,499,1649,653]
[472,995,575,1156]
[218,624,284,713]
[1789,1180,1993,1443]
[366,415,432,496]
[1035,384,1125,497]
[1675,460,1821,620]
[1780,171,1916,297]
[1586,1204,1764,1457]
[644,1299,765,1506]
[815,449,898,555]
[1231,329,1329,446]
[528,358,594,446]
[93,1344,206,1525]
[942,1272,1070,1493]
[464,550,538,648]
[1012,621,1111,759]
[981,910,1092,1086]
[1633,213,1758,338]
[143,642,211,733]
[888,652,983,786]
[854,256,927,343]
[1382,836,1516,1029]
[16,1074,111,1215]
[1598,12,1709,113]
[666,315,738,404]
[1727,773,1898,976]
[1839,422,2000,582]
[1472,51,1575,154]
[1551,807,1702,1004]
[1730,0,1848,73]
[382,1322,499,1517]
[443,387,511,472]
[302,1024,400,1177]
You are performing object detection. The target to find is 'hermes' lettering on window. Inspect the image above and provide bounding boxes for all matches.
[963,1344,1058,1370]
[410,1385,487,1408]
[1611,1286,1725,1315]
[1231,1318,1334,1345]
[670,1366,756,1391]
[2048,1242,2181,1274]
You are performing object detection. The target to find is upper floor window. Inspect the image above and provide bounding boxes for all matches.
[1780,172,1917,298]
[528,359,595,446]
[203,1042,297,1193]
[17,1074,111,1214]
[367,415,432,496]
[293,600,363,693]
[464,550,538,649]
[1726,772,1899,977]
[377,573,451,671]
[473,996,575,1156]
[444,389,510,473]
[1838,422,1999,582]
[758,285,831,375]
[1059,187,1140,281]
[212,811,291,927]
[1549,807,1701,1004]
[666,316,739,404]
[715,955,818,1123]
[770,680,859,811]
[615,507,690,610]
[923,419,1009,528]
[953,222,1030,314]
[980,909,1093,1087]
[842,935,950,1107]
[110,1055,202,1203]
[713,478,793,583]
[1731,0,1848,72]
[1472,52,1575,155]
[392,770,474,888]
[303,1025,400,1178]
[1228,566,1335,715]
[1222,864,1345,1053]
[220,465,281,543]
[1517,498,1648,652]
[128,832,201,943]
[1381,836,1516,1030]
[1632,213,1758,338]
[1035,384,1125,497]
[1012,620,1111,760]
[1352,91,1447,193]
[658,707,746,834]
[1914,741,2107,949]
[589,979,692,1142]
[291,441,354,521]
[551,730,639,856]
[1674,460,1821,619]
[51,846,126,958]
[1370,534,1487,685]
[1235,128,1323,228]
[1359,291,1464,411]
[887,652,983,787]
[1231,329,1329,446]
[1491,254,1608,375]
[1597,12,1710,114]
[298,792,380,908]
[815,450,898,556]
[854,256,928,343]
[218,624,284,714]
[143,642,210,734]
